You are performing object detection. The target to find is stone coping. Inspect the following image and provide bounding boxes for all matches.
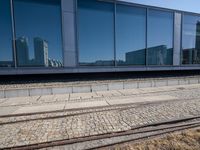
[0,76,199,98]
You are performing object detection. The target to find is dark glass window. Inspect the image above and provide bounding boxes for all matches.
[14,0,63,67]
[147,9,173,65]
[0,0,14,67]
[78,0,114,66]
[182,14,200,64]
[116,5,146,66]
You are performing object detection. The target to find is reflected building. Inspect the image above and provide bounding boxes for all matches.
[182,21,200,64]
[48,59,63,67]
[125,45,173,65]
[0,61,13,67]
[16,37,29,66]
[125,49,145,65]
[195,21,200,63]
[34,37,49,67]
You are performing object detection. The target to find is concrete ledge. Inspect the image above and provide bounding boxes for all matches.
[124,82,138,89]
[72,86,91,93]
[108,82,124,90]
[138,81,152,88]
[188,78,199,84]
[5,89,29,98]
[0,91,4,98]
[154,80,168,87]
[168,79,179,86]
[91,84,108,92]
[52,87,72,94]
[1,76,200,98]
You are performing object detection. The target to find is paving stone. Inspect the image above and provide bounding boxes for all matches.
[12,103,65,114]
[1,84,200,149]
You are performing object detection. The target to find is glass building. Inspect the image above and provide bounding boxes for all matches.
[0,0,200,75]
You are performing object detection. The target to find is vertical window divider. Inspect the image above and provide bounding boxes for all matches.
[180,12,184,65]
[114,1,117,67]
[10,0,17,68]
[145,8,148,66]
[75,0,79,67]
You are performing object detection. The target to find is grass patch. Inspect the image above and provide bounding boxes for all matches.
[106,128,200,150]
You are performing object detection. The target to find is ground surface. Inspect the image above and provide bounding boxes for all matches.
[104,127,200,150]
[1,84,200,149]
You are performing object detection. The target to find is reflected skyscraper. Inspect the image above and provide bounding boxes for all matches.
[34,37,49,67]
[16,37,29,66]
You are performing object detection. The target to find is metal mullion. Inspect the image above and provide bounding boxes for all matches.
[114,1,117,67]
[145,8,148,66]
[10,0,17,68]
[180,12,184,66]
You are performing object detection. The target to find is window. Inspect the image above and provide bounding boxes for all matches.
[14,0,63,67]
[116,5,146,66]
[182,14,200,64]
[78,0,114,66]
[0,0,14,67]
[147,9,173,65]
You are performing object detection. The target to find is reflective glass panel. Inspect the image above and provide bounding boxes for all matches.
[78,0,114,66]
[116,5,146,66]
[0,0,14,67]
[147,9,173,65]
[14,0,63,67]
[182,14,200,64]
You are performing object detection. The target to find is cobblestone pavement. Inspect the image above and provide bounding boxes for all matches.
[1,85,200,148]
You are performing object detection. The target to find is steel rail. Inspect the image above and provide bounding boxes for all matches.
[2,116,200,150]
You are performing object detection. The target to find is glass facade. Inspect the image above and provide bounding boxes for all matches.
[78,0,115,66]
[182,14,200,64]
[0,0,14,67]
[147,9,173,65]
[116,5,146,66]
[14,0,63,67]
[2,0,200,73]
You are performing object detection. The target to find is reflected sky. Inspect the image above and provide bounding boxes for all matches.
[0,0,13,62]
[78,0,114,65]
[147,9,173,65]
[183,15,200,50]
[116,4,146,65]
[147,10,173,48]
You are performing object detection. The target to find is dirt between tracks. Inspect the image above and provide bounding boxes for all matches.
[104,127,200,150]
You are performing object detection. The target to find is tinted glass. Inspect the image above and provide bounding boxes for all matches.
[14,0,63,67]
[116,5,146,66]
[182,14,200,64]
[0,0,14,67]
[147,9,173,65]
[78,0,114,66]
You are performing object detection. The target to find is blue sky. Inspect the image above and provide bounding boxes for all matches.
[121,0,200,13]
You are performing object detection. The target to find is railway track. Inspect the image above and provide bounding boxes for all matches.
[1,84,200,149]
[2,114,200,150]
[0,97,190,125]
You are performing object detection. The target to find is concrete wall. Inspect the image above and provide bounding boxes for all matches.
[173,12,182,66]
[61,0,77,67]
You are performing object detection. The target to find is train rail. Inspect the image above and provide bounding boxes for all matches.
[2,115,200,150]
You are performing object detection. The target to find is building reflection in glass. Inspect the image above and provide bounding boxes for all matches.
[147,9,173,65]
[16,36,62,67]
[14,0,63,67]
[116,45,172,65]
[182,18,200,64]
